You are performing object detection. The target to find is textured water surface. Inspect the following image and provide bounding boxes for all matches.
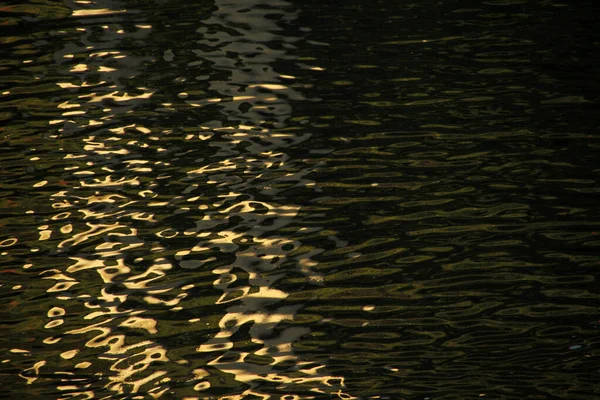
[1,0,599,399]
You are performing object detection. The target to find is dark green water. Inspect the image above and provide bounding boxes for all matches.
[1,0,599,399]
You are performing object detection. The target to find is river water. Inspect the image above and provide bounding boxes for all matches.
[1,0,599,399]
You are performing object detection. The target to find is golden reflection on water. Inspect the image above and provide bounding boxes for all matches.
[18,0,351,398]
[3,0,599,398]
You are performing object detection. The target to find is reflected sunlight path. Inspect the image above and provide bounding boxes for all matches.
[25,0,354,398]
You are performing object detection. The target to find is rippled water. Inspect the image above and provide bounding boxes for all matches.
[1,0,599,399]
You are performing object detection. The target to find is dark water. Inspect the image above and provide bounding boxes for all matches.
[1,0,599,399]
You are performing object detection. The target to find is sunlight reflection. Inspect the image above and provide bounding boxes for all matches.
[71,9,127,17]
[14,0,351,397]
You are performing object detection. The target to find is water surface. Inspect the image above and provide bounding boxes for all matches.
[1,0,599,399]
